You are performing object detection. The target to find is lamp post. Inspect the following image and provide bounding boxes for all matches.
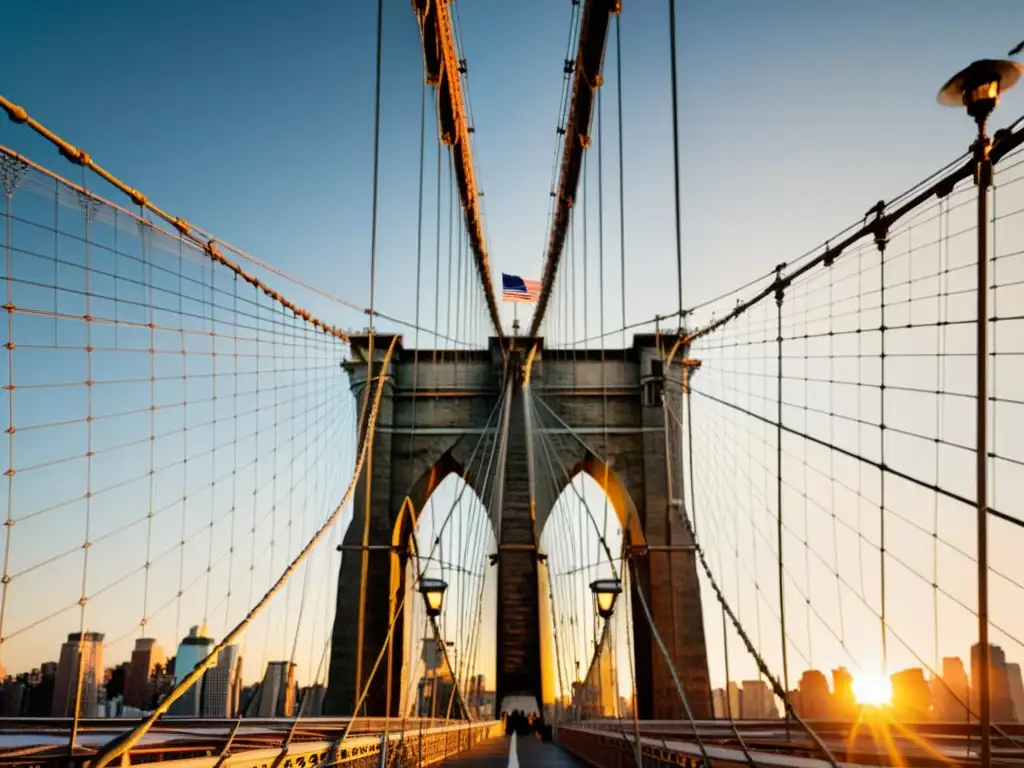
[588,578,624,747]
[589,578,622,621]
[938,57,1022,768]
[418,578,447,720]
[418,577,448,618]
[417,577,469,720]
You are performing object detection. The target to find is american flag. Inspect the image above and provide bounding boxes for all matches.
[502,273,541,303]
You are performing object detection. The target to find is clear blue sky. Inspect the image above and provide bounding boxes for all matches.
[6,1,1022,338]
[3,0,1024,702]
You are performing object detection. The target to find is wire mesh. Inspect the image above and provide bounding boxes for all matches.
[683,140,1024,734]
[0,148,356,718]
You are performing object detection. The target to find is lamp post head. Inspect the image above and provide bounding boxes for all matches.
[589,578,622,620]
[418,577,448,618]
[938,59,1022,126]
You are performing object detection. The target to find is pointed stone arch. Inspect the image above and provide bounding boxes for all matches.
[328,333,712,723]
[391,449,474,552]
[562,454,646,549]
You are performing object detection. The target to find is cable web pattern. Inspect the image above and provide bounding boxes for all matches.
[674,135,1024,761]
[0,148,357,726]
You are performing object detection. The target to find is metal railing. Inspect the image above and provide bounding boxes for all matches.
[0,719,503,768]
[556,719,1024,767]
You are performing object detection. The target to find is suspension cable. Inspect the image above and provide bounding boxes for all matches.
[88,336,397,768]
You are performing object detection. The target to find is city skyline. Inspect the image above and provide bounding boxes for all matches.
[8,618,1024,725]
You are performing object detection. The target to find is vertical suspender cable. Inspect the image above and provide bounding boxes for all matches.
[434,142,442,359]
[774,267,791,734]
[877,222,889,684]
[668,0,683,317]
[354,0,385,711]
[616,15,627,346]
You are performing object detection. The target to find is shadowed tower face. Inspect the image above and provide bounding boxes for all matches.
[324,334,710,720]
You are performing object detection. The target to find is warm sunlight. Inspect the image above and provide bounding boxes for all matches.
[852,674,893,707]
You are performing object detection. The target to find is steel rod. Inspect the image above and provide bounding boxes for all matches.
[975,120,993,768]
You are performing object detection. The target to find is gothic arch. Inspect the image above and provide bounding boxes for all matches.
[391,449,488,553]
[565,454,646,549]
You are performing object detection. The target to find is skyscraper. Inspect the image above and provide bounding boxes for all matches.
[933,657,969,721]
[51,632,104,717]
[257,661,297,717]
[711,688,727,718]
[1006,663,1024,724]
[123,638,166,711]
[300,683,326,717]
[971,643,1016,722]
[726,681,741,718]
[832,668,856,720]
[798,670,832,719]
[169,626,214,717]
[891,668,932,721]
[740,680,777,719]
[201,644,241,717]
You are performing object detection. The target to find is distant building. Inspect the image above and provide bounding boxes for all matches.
[618,695,632,718]
[971,644,1016,722]
[0,683,24,716]
[202,644,241,717]
[786,689,801,717]
[24,665,56,716]
[151,660,176,709]
[417,668,457,718]
[726,681,741,719]
[169,626,214,717]
[741,679,777,719]
[105,663,127,703]
[1007,663,1024,724]
[124,638,166,710]
[239,683,260,716]
[798,670,832,719]
[52,632,105,717]
[468,674,487,709]
[933,657,969,721]
[891,668,932,721]
[299,683,326,717]
[711,687,727,718]
[832,668,856,720]
[256,661,297,717]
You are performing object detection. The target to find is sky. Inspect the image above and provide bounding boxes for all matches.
[3,0,1024,714]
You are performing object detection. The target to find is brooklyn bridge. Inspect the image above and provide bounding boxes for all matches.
[1,0,1024,765]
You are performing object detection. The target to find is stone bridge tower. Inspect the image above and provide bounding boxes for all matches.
[324,332,711,721]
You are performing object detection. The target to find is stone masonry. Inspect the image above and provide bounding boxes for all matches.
[324,333,711,721]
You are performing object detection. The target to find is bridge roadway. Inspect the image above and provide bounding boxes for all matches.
[438,731,588,767]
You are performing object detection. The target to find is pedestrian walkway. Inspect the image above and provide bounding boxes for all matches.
[438,731,591,766]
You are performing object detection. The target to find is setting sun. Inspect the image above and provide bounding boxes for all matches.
[852,674,892,707]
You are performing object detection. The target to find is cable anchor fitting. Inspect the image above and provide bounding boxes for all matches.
[822,240,836,268]
[865,200,888,253]
[773,263,787,307]
[1,100,27,124]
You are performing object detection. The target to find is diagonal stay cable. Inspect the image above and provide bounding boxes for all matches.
[684,389,1024,754]
[528,392,619,581]
[675,495,841,766]
[342,407,505,734]
[338,384,508,740]
[532,385,834,764]
[527,390,709,761]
